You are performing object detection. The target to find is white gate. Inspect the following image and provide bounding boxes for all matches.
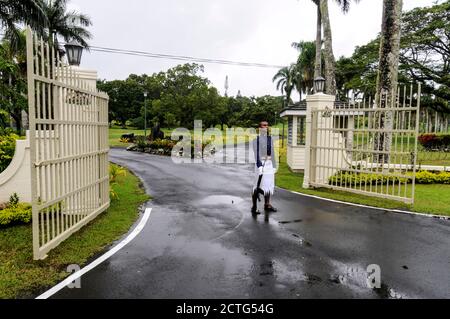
[305,85,421,204]
[26,29,110,260]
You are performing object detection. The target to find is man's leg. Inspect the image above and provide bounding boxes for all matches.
[264,194,277,212]
[251,191,260,214]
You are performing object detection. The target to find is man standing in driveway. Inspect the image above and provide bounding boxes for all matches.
[251,121,278,215]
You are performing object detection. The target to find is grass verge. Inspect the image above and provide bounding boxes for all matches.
[0,164,150,299]
[276,156,450,217]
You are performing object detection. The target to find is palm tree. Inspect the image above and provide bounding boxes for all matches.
[42,0,92,51]
[292,41,317,99]
[376,0,402,106]
[310,0,359,94]
[320,0,360,95]
[273,65,297,107]
[0,0,47,53]
[311,0,322,81]
[374,0,403,163]
[0,35,28,134]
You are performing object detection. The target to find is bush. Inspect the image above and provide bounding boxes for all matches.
[0,133,19,172]
[127,137,214,157]
[120,133,135,143]
[415,171,450,184]
[134,135,147,151]
[414,171,437,184]
[329,170,450,186]
[329,172,411,186]
[418,134,450,150]
[0,203,32,227]
[9,193,19,207]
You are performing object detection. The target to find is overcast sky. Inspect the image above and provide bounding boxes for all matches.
[69,0,437,97]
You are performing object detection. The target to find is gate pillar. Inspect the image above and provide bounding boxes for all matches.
[303,93,336,189]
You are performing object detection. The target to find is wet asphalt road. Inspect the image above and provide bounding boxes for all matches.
[53,148,450,299]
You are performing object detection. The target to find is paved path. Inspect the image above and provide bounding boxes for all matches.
[53,148,450,298]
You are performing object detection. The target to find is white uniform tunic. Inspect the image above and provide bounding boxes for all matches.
[253,158,275,195]
[252,135,277,196]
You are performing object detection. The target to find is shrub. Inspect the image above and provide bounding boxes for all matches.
[9,193,19,207]
[0,133,19,172]
[120,133,135,142]
[134,135,147,151]
[128,137,214,157]
[0,203,32,227]
[109,165,127,183]
[415,171,450,184]
[329,170,450,186]
[329,172,411,187]
[418,133,450,150]
[415,171,437,184]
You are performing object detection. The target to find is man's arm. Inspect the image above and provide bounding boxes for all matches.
[253,136,262,168]
[271,136,277,170]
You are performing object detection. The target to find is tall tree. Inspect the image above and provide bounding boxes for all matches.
[0,0,47,53]
[0,37,27,133]
[42,0,92,51]
[400,0,450,113]
[374,0,403,163]
[320,0,359,95]
[273,65,296,107]
[311,0,322,82]
[292,41,316,98]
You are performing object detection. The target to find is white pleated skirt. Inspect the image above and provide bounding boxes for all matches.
[252,160,275,195]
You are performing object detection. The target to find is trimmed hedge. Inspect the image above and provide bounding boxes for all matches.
[329,171,450,186]
[0,203,32,227]
[418,134,450,150]
[416,170,450,184]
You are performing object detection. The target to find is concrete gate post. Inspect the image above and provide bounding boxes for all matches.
[303,93,336,189]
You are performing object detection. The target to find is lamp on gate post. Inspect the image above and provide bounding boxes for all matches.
[64,42,84,66]
[314,76,326,94]
[143,91,148,138]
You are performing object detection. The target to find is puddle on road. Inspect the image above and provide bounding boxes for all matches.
[198,195,244,206]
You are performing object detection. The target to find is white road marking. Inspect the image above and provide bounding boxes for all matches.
[278,188,449,220]
[36,208,152,299]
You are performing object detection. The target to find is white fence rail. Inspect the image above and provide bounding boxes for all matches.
[26,28,110,260]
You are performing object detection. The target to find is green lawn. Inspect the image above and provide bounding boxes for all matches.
[109,127,173,147]
[276,157,450,216]
[0,164,150,299]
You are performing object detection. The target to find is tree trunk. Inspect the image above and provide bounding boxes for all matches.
[320,0,337,95]
[10,111,22,135]
[314,3,322,83]
[374,0,403,164]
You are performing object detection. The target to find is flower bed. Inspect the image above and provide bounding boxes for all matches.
[127,137,215,157]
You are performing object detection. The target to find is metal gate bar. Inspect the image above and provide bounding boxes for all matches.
[307,84,421,204]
